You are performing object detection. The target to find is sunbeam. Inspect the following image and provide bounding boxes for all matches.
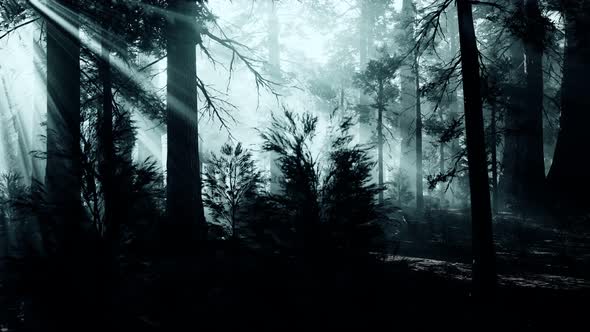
[0,1,588,329]
[29,0,157,99]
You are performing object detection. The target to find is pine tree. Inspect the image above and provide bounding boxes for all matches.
[354,53,402,204]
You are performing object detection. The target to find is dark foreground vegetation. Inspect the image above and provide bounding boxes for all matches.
[0,224,588,331]
[1,0,589,331]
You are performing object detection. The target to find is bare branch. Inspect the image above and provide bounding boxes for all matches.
[0,17,39,42]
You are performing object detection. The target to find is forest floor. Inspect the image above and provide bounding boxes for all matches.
[136,210,588,330]
[0,210,588,330]
[399,209,590,281]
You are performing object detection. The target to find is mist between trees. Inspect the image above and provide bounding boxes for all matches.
[0,0,588,330]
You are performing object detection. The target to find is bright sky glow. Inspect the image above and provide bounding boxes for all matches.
[0,0,406,176]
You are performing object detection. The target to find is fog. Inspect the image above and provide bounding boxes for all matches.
[1,1,588,330]
[1,0,406,192]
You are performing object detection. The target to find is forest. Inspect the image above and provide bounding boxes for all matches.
[0,0,588,330]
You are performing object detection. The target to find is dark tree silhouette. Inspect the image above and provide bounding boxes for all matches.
[499,0,546,212]
[547,0,590,213]
[44,0,82,244]
[97,0,116,240]
[203,142,262,241]
[456,0,496,297]
[397,0,418,208]
[267,0,283,195]
[165,0,207,246]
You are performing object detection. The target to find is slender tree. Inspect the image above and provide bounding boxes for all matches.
[398,0,423,213]
[31,20,46,183]
[446,6,461,207]
[414,51,423,213]
[268,0,282,194]
[354,54,401,205]
[377,78,384,204]
[456,0,496,296]
[436,6,461,206]
[97,1,115,238]
[438,102,445,203]
[398,0,418,205]
[490,105,499,214]
[203,142,262,241]
[358,0,377,145]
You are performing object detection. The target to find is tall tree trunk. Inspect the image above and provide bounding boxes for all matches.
[456,0,496,297]
[415,54,423,213]
[162,3,208,329]
[359,0,368,84]
[358,0,377,150]
[399,0,417,205]
[42,1,84,330]
[358,0,371,145]
[166,0,207,246]
[45,0,82,245]
[438,6,457,206]
[491,105,499,214]
[499,0,545,212]
[438,107,445,203]
[367,1,376,61]
[546,1,590,212]
[116,109,135,167]
[367,2,378,185]
[523,0,545,198]
[377,81,384,204]
[268,0,282,194]
[397,115,404,207]
[447,6,460,208]
[99,30,115,238]
[31,21,46,183]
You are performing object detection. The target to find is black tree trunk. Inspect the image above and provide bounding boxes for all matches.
[491,105,499,214]
[377,81,384,204]
[42,1,90,331]
[166,0,207,246]
[415,54,423,213]
[499,0,545,212]
[45,0,82,246]
[98,30,115,238]
[161,1,208,330]
[546,1,590,212]
[456,0,496,297]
